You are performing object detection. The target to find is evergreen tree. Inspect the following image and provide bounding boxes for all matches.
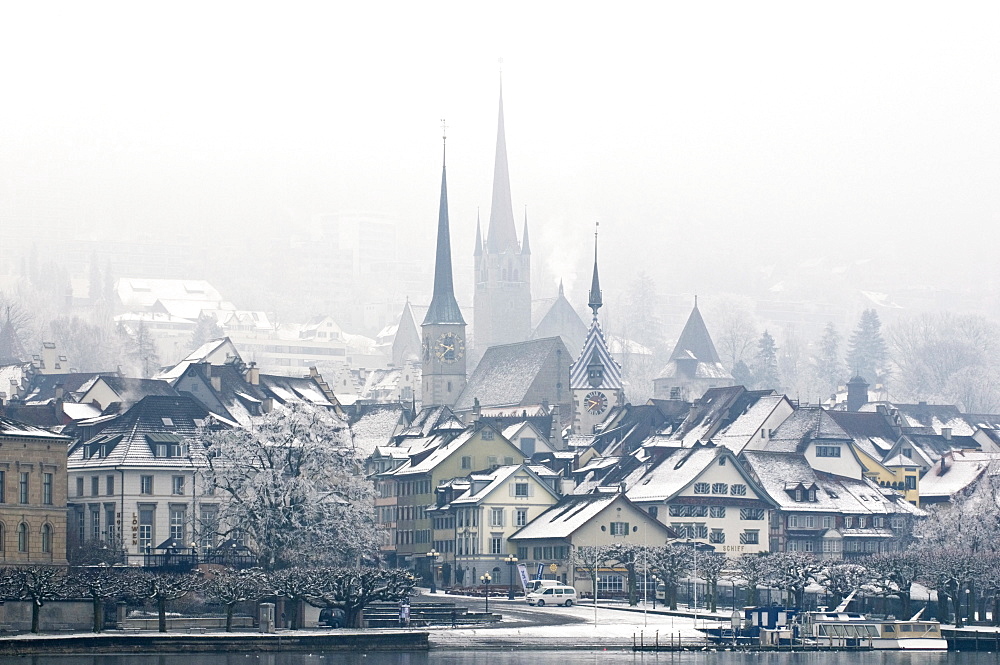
[731,359,753,388]
[815,322,844,397]
[189,313,224,350]
[846,309,889,385]
[752,330,780,390]
[121,320,160,378]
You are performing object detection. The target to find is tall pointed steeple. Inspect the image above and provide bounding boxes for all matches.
[473,210,483,257]
[588,223,602,320]
[485,84,519,253]
[423,130,465,326]
[521,207,531,255]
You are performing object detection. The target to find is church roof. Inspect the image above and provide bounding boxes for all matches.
[569,321,623,391]
[531,290,588,357]
[668,303,722,364]
[485,86,520,254]
[455,337,569,411]
[423,145,465,326]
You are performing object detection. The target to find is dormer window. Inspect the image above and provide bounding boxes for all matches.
[816,446,841,458]
[161,418,174,427]
[795,488,803,502]
[808,488,817,502]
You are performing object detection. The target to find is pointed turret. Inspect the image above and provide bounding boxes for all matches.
[558,279,564,298]
[653,297,734,401]
[474,212,483,257]
[521,208,531,255]
[423,137,465,326]
[588,225,602,319]
[485,86,519,254]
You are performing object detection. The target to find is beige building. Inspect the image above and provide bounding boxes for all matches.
[0,416,69,566]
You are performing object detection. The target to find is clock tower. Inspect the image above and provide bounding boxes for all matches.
[570,226,623,434]
[421,127,467,408]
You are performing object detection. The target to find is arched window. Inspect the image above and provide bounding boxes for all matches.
[41,524,52,554]
[18,523,28,553]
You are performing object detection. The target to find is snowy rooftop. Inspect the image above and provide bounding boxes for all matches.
[0,415,69,440]
[713,394,789,453]
[919,452,999,499]
[455,337,568,411]
[509,493,619,540]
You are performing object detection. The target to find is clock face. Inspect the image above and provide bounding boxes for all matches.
[435,332,465,363]
[585,391,608,415]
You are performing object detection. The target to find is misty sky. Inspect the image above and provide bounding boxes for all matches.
[1,3,998,322]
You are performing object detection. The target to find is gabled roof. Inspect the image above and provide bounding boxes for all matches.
[825,409,900,460]
[398,405,465,439]
[622,445,766,504]
[510,492,676,541]
[455,337,570,411]
[569,321,623,391]
[864,402,976,436]
[763,406,853,453]
[898,432,980,463]
[0,415,69,440]
[450,464,560,506]
[80,376,178,409]
[531,290,588,357]
[349,404,410,456]
[713,394,793,453]
[919,451,998,500]
[741,450,924,516]
[260,374,338,410]
[21,372,119,405]
[156,338,242,383]
[68,395,223,469]
[670,387,774,446]
[390,425,521,477]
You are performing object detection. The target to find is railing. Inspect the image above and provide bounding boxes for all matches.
[126,552,258,570]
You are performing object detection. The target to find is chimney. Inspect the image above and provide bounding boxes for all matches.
[54,383,64,401]
[472,397,481,423]
[846,375,869,412]
[262,397,274,414]
[551,403,564,449]
[942,427,952,441]
[247,362,259,386]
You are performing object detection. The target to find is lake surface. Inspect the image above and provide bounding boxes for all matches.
[0,652,981,665]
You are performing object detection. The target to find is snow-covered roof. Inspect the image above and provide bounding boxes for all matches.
[509,493,619,540]
[0,415,68,440]
[624,446,742,503]
[454,337,570,411]
[713,394,790,453]
[451,464,559,506]
[117,278,225,309]
[350,405,408,455]
[918,452,999,499]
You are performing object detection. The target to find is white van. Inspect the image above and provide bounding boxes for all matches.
[526,584,577,607]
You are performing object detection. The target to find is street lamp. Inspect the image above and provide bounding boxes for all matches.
[481,572,492,614]
[426,549,439,594]
[505,554,518,600]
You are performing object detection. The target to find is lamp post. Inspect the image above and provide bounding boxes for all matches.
[426,549,439,594]
[505,554,518,600]
[481,573,492,614]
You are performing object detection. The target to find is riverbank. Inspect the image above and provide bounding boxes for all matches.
[0,630,429,656]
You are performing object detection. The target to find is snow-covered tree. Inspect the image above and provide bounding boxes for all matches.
[67,567,134,633]
[846,309,889,386]
[572,546,611,603]
[206,568,269,632]
[814,322,844,398]
[604,543,646,607]
[647,544,692,610]
[751,330,780,390]
[710,297,758,370]
[817,560,872,607]
[734,552,770,606]
[864,551,921,618]
[697,552,727,613]
[765,552,821,608]
[202,404,380,570]
[306,567,416,628]
[137,571,205,633]
[3,566,69,633]
[119,320,160,378]
[189,313,224,351]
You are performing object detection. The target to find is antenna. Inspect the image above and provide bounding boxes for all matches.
[440,118,448,164]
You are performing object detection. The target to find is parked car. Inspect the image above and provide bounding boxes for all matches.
[319,607,346,628]
[526,584,577,607]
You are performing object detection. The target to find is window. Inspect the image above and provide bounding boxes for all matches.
[873,516,884,528]
[794,489,803,502]
[858,517,866,528]
[610,521,630,536]
[170,508,186,541]
[816,446,841,458]
[43,473,53,505]
[517,546,528,560]
[18,523,28,552]
[711,483,729,495]
[905,476,916,490]
[172,476,185,495]
[597,574,625,594]
[106,475,115,496]
[822,516,834,529]
[91,476,99,496]
[740,530,759,545]
[844,516,854,528]
[106,506,117,543]
[693,482,710,494]
[482,429,495,440]
[822,539,841,553]
[731,484,747,496]
[490,536,502,555]
[91,508,101,541]
[490,507,504,527]
[141,476,154,495]
[709,529,725,544]
[808,488,817,502]
[719,457,727,466]
[740,508,765,521]
[19,472,29,504]
[0,470,5,502]
[648,506,658,518]
[41,524,52,553]
[75,477,83,497]
[520,437,536,456]
[461,456,472,470]
[516,508,528,527]
[710,506,726,518]
[487,456,498,468]
[514,482,529,497]
[139,508,154,552]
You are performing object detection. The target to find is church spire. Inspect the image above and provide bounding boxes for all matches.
[485,84,518,253]
[521,206,531,255]
[588,222,602,319]
[423,124,465,326]
[474,209,483,257]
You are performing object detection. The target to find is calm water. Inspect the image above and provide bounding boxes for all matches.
[0,652,985,665]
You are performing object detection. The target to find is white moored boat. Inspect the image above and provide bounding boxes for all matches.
[798,593,947,650]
